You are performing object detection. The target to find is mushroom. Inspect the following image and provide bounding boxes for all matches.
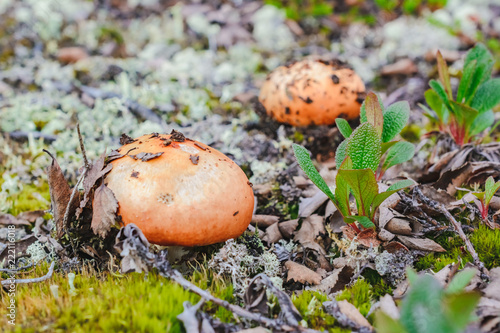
[104,132,254,246]
[259,59,365,126]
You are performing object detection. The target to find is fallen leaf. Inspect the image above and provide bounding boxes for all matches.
[298,190,329,218]
[379,294,400,320]
[57,46,88,64]
[330,300,372,329]
[16,210,46,223]
[397,235,446,252]
[307,267,345,294]
[285,261,321,285]
[341,227,381,248]
[77,151,113,219]
[0,213,30,226]
[251,215,279,228]
[483,267,500,301]
[91,183,118,238]
[129,152,164,161]
[381,58,418,76]
[278,219,299,238]
[262,222,283,244]
[385,218,412,235]
[45,150,74,239]
[383,241,409,253]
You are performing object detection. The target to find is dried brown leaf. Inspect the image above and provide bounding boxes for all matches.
[262,222,283,244]
[16,210,46,223]
[91,183,118,238]
[0,213,30,226]
[397,235,446,252]
[336,300,372,329]
[278,219,299,238]
[130,152,164,161]
[251,215,280,229]
[285,261,321,285]
[45,150,74,238]
[77,151,113,218]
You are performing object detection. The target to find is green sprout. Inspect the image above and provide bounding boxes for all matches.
[293,93,415,233]
[375,268,480,333]
[472,176,500,221]
[422,44,500,146]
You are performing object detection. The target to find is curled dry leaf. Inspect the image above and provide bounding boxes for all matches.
[76,151,113,219]
[114,223,154,274]
[278,219,299,238]
[285,260,321,285]
[44,150,75,239]
[129,151,164,162]
[262,222,282,244]
[91,183,118,238]
[397,235,446,252]
[251,215,280,229]
[0,213,30,226]
[323,300,373,331]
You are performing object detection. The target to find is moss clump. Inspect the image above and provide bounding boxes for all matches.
[416,224,500,272]
[5,181,50,216]
[470,223,500,269]
[292,291,348,332]
[1,262,235,333]
[362,269,393,299]
[335,279,373,317]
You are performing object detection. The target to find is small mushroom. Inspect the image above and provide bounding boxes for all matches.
[259,58,365,126]
[104,133,255,246]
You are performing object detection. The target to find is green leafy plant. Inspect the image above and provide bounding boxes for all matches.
[472,176,500,221]
[375,268,480,333]
[265,0,333,21]
[422,44,500,146]
[293,93,415,232]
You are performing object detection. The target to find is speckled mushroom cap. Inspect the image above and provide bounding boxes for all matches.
[259,59,365,126]
[104,133,255,246]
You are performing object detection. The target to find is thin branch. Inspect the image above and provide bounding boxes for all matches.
[0,262,35,272]
[77,123,89,168]
[413,187,489,280]
[1,261,55,286]
[158,262,320,333]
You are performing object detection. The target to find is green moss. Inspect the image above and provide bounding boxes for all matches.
[362,269,393,299]
[470,223,500,269]
[1,262,236,332]
[416,223,500,272]
[7,181,50,216]
[335,279,373,317]
[292,291,347,332]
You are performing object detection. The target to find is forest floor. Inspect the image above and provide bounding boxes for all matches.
[0,0,500,332]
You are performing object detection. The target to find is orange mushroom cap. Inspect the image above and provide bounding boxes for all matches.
[104,133,255,246]
[259,59,365,126]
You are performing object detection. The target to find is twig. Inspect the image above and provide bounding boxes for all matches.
[1,261,55,286]
[0,262,35,272]
[77,123,89,168]
[413,187,489,280]
[155,254,320,333]
[6,131,57,143]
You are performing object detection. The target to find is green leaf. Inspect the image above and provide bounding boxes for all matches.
[471,78,500,113]
[346,122,382,172]
[446,268,477,294]
[347,215,376,228]
[381,141,398,155]
[337,169,379,217]
[444,292,481,332]
[424,89,449,124]
[469,110,494,137]
[365,92,384,137]
[437,51,453,99]
[449,101,478,132]
[334,165,351,218]
[381,101,411,142]
[375,311,408,333]
[335,139,348,169]
[335,118,352,139]
[360,93,384,123]
[293,144,335,202]
[457,59,476,103]
[484,176,500,207]
[400,274,450,333]
[464,43,494,102]
[382,141,415,171]
[429,80,452,112]
[370,179,414,219]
